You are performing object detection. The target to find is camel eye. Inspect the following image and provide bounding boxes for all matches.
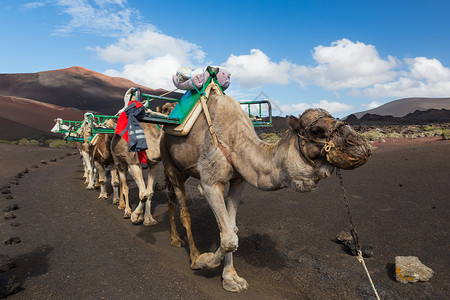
[310,127,324,137]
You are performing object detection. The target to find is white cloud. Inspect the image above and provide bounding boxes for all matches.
[22,2,46,9]
[280,100,352,116]
[104,54,183,90]
[364,57,450,98]
[222,39,399,92]
[94,27,205,64]
[52,0,138,36]
[363,101,384,109]
[304,39,399,89]
[96,27,206,89]
[223,49,294,87]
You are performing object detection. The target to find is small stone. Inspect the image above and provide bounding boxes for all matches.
[66,153,72,156]
[395,256,434,283]
[40,160,47,165]
[4,195,14,200]
[32,165,38,169]
[0,275,21,298]
[1,190,11,195]
[50,158,57,162]
[1,185,11,190]
[3,237,20,245]
[336,231,353,243]
[9,180,19,185]
[9,222,20,227]
[59,156,65,160]
[336,231,373,257]
[3,212,16,220]
[0,255,16,272]
[22,168,29,174]
[3,204,19,212]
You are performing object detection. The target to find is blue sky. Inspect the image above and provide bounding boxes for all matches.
[1,0,450,117]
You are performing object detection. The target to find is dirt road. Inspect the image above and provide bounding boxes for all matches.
[1,140,449,299]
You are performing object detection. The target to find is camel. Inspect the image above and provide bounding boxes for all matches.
[91,119,120,204]
[110,103,176,225]
[50,119,97,189]
[160,85,371,292]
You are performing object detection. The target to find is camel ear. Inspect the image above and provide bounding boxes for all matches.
[288,115,302,132]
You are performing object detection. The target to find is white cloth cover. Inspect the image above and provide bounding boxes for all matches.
[172,66,231,91]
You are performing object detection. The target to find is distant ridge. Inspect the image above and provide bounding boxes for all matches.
[348,97,450,119]
[0,66,182,140]
[0,66,181,115]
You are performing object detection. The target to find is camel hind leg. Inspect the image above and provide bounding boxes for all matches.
[164,169,200,268]
[110,166,120,205]
[117,167,130,218]
[167,186,185,247]
[95,161,108,200]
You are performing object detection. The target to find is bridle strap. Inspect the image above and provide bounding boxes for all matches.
[296,114,348,167]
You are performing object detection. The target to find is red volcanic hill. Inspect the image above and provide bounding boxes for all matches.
[0,66,181,140]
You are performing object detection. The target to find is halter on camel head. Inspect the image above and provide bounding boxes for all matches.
[296,108,371,170]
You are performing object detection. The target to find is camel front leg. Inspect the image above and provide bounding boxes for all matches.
[131,164,158,226]
[81,149,95,189]
[222,179,248,292]
[194,182,238,270]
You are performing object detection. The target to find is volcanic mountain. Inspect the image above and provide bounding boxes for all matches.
[0,66,181,140]
[349,97,450,119]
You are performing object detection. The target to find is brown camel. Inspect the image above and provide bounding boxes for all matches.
[91,119,120,204]
[110,103,176,225]
[160,85,371,292]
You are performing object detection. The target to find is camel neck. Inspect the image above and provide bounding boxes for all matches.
[230,131,292,191]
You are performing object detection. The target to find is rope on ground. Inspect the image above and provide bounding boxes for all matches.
[337,168,381,300]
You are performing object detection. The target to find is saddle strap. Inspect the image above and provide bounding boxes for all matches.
[199,84,233,166]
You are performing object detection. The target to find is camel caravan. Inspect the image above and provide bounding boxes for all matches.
[51,66,371,292]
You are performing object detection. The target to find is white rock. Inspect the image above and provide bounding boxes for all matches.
[395,256,434,284]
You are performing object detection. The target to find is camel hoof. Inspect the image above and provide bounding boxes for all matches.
[194,252,220,269]
[123,211,131,219]
[223,276,249,293]
[131,216,143,225]
[98,194,108,200]
[86,185,95,190]
[131,211,143,224]
[170,238,185,248]
[118,203,126,210]
[143,218,158,226]
[112,198,119,205]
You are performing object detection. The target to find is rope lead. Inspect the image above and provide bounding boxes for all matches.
[337,168,381,300]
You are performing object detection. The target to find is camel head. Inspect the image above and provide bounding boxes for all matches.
[288,108,371,170]
[156,102,177,115]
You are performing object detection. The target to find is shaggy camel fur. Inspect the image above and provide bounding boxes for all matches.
[160,86,370,292]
